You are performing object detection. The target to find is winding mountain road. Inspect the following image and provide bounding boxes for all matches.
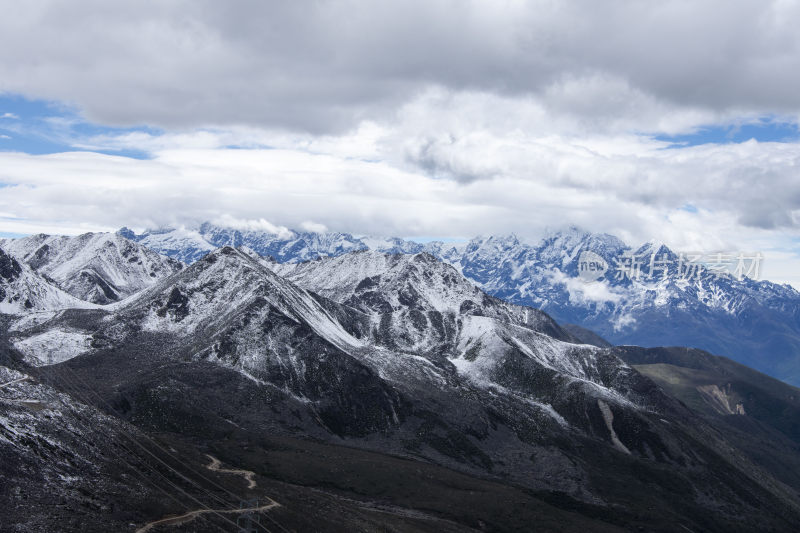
[204,454,257,489]
[135,500,280,533]
[0,376,30,390]
[135,454,278,533]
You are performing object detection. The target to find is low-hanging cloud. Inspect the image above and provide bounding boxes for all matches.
[1,133,798,240]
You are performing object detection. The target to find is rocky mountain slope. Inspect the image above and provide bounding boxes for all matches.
[615,346,800,442]
[0,363,228,532]
[4,246,800,531]
[6,362,505,533]
[1,232,183,305]
[613,345,800,495]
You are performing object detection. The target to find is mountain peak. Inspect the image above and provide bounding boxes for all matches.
[116,226,136,240]
[633,240,677,260]
[465,234,522,255]
[541,226,627,251]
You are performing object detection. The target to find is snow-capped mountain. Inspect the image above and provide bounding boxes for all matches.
[449,229,800,387]
[121,222,800,386]
[88,247,624,411]
[117,226,216,264]
[120,224,467,265]
[1,232,183,304]
[7,246,670,445]
[271,250,644,401]
[0,248,96,315]
[121,246,361,356]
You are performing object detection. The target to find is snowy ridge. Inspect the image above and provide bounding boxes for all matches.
[9,242,649,418]
[273,250,556,328]
[19,220,799,383]
[121,224,466,266]
[273,251,489,314]
[0,228,744,414]
[273,250,574,355]
[121,225,368,264]
[125,222,798,325]
[1,232,182,304]
[123,246,362,353]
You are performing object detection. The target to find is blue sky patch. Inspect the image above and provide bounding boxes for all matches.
[656,117,800,147]
[0,93,156,159]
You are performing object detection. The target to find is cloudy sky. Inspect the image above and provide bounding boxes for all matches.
[1,1,800,284]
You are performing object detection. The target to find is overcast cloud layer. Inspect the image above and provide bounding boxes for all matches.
[3,0,800,132]
[1,0,800,284]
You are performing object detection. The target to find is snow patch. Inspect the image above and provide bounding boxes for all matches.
[14,329,93,366]
[598,399,631,454]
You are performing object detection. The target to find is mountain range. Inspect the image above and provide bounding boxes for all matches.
[120,223,800,387]
[2,229,800,531]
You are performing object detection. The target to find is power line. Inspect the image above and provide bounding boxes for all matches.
[50,361,289,532]
[20,372,221,532]
[42,367,244,532]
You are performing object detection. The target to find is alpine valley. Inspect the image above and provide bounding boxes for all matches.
[1,226,800,532]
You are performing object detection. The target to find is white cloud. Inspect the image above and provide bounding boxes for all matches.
[300,221,328,234]
[210,215,294,240]
[0,136,791,242]
[549,270,624,305]
[613,314,637,332]
[1,112,18,119]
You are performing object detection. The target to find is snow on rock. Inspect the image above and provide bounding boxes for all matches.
[276,250,571,344]
[452,315,629,395]
[358,236,425,255]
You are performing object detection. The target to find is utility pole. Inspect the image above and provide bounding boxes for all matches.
[237,498,261,532]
